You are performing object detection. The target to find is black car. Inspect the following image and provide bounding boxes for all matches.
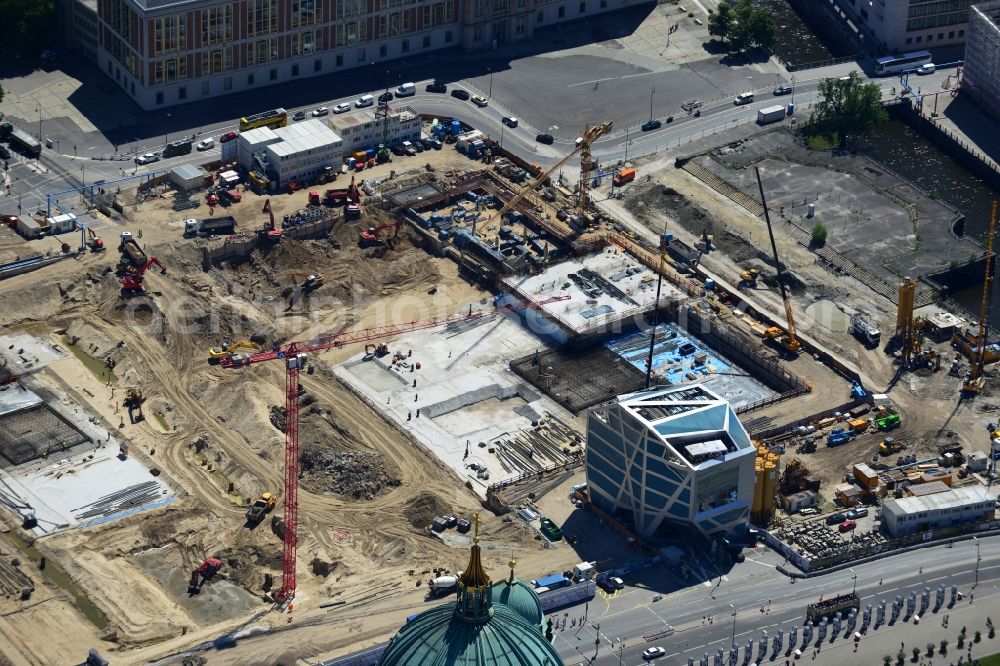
[597,579,616,593]
[641,119,662,132]
[826,513,847,525]
[426,81,447,93]
[378,91,394,103]
[390,144,406,156]
[535,133,554,145]
[418,138,434,150]
[430,138,443,150]
[411,140,425,152]
[292,110,306,121]
[451,89,470,101]
[773,83,793,96]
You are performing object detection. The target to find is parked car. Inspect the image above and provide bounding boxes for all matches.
[610,576,625,590]
[219,131,238,143]
[471,95,489,107]
[135,152,160,165]
[846,507,869,519]
[378,92,394,103]
[312,106,329,117]
[450,89,470,101]
[390,144,406,156]
[502,116,518,128]
[411,140,425,153]
[597,579,616,593]
[838,519,858,533]
[917,63,936,75]
[641,119,662,131]
[535,133,554,145]
[799,507,818,516]
[292,110,306,121]
[426,81,447,93]
[643,647,666,660]
[401,141,417,156]
[734,92,754,105]
[417,138,435,151]
[826,513,847,525]
[429,138,443,150]
[333,103,351,114]
[196,138,215,151]
[773,83,793,96]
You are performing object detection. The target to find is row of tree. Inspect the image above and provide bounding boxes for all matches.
[708,0,777,52]
[0,0,55,62]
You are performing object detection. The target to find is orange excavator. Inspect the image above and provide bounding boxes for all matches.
[360,221,399,246]
[259,199,283,240]
[120,257,166,296]
[188,557,223,595]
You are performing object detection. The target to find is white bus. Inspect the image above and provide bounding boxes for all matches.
[874,50,932,76]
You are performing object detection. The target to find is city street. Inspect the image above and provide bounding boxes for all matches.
[553,535,1000,665]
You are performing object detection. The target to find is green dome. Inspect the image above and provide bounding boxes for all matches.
[377,603,561,666]
[491,578,544,629]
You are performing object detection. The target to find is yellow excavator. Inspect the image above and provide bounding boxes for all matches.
[208,340,263,361]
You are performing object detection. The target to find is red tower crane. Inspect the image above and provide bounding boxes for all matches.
[218,293,569,606]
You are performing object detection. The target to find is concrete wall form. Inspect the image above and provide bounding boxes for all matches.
[199,214,337,269]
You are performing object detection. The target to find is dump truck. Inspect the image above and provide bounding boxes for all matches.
[757,105,786,125]
[118,232,147,268]
[613,168,636,187]
[806,592,860,622]
[184,216,237,237]
[245,491,276,525]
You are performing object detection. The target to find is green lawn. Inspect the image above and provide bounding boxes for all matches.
[977,653,1000,666]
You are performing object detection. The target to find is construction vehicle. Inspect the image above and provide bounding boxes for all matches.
[302,274,325,291]
[874,412,901,431]
[120,257,166,296]
[826,428,854,447]
[184,216,237,237]
[245,491,277,525]
[217,293,569,606]
[879,437,904,456]
[360,221,399,246]
[964,201,997,394]
[188,557,223,595]
[755,167,801,354]
[124,388,144,423]
[118,232,147,271]
[80,226,104,252]
[850,313,881,347]
[612,168,636,187]
[738,268,759,288]
[208,340,263,361]
[363,343,389,360]
[259,199,282,240]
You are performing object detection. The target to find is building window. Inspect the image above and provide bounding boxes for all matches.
[336,54,344,66]
[515,16,525,33]
[337,20,364,46]
[248,0,279,36]
[156,91,164,104]
[423,35,431,47]
[401,38,409,52]
[270,68,277,80]
[153,14,187,55]
[537,10,543,22]
[154,57,187,84]
[292,63,299,76]
[579,1,585,12]
[178,86,187,100]
[926,33,932,41]
[475,0,485,17]
[224,76,232,90]
[558,5,565,17]
[959,29,964,37]
[202,81,210,95]
[201,5,233,46]
[915,35,922,42]
[473,25,485,42]
[494,0,508,11]
[292,29,320,55]
[248,38,278,65]
[201,47,233,75]
[248,73,255,85]
[292,0,321,28]
[445,30,453,42]
[948,30,954,38]
[938,32,944,39]
[906,37,912,44]
[335,0,364,19]
[380,43,387,57]
[357,48,366,62]
[600,0,606,7]
[315,58,323,71]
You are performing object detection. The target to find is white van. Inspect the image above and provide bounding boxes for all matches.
[734,92,754,105]
[396,82,416,97]
[355,94,374,108]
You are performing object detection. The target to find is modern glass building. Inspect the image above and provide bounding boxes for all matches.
[586,385,756,540]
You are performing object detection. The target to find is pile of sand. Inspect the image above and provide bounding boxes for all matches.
[402,492,452,530]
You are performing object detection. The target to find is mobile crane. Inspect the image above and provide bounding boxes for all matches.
[755,167,800,354]
[218,293,570,606]
[120,257,166,296]
[963,200,997,394]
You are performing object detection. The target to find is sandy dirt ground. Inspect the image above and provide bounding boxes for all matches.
[0,148,599,665]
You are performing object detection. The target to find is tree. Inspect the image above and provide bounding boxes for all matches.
[747,6,777,50]
[809,72,888,146]
[883,656,893,665]
[708,1,735,43]
[811,222,827,247]
[940,639,949,655]
[927,642,935,656]
[0,0,55,61]
[912,647,920,662]
[975,630,982,643]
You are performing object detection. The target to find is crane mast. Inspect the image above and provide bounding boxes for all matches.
[755,166,800,354]
[964,200,997,394]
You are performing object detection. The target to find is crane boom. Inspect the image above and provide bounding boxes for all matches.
[218,292,570,605]
[965,200,997,393]
[755,167,800,354]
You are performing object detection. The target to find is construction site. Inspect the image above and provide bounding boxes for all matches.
[0,109,998,665]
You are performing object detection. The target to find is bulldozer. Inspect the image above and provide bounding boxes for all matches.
[208,340,262,361]
[124,388,144,423]
[738,268,759,288]
[245,491,277,526]
[879,437,905,456]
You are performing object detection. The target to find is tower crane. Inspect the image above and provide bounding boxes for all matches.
[963,200,997,394]
[755,167,801,354]
[218,293,570,606]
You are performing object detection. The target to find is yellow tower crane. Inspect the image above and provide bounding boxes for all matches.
[963,200,998,394]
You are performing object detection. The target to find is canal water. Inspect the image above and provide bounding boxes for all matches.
[755,0,854,67]
[860,119,1000,325]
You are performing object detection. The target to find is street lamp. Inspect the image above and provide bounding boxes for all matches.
[729,604,737,644]
[849,567,857,595]
[500,122,505,149]
[488,62,494,99]
[649,86,656,122]
[973,536,981,589]
[35,104,42,141]
[164,111,171,146]
[791,75,796,104]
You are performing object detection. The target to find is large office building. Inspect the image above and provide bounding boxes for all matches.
[585,385,757,540]
[830,0,972,53]
[964,1,1000,118]
[238,118,343,187]
[91,0,647,110]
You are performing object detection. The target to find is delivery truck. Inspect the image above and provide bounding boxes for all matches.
[757,105,786,125]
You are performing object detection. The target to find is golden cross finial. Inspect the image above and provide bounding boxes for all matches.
[473,512,480,544]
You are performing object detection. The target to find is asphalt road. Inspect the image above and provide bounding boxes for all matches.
[556,534,1000,666]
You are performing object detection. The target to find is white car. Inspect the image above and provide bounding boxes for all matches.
[471,95,489,107]
[196,138,214,151]
[135,152,160,165]
[916,63,936,75]
[312,106,329,117]
[643,647,666,660]
[333,103,351,114]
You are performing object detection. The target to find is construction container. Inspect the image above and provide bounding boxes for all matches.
[848,418,869,432]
